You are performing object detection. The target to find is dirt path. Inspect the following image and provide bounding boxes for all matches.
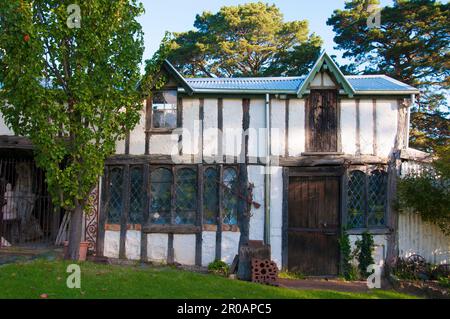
[278,278,370,293]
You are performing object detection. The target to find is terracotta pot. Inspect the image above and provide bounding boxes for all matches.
[78,241,89,261]
[64,241,89,261]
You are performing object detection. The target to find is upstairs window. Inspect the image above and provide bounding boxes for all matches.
[151,90,177,129]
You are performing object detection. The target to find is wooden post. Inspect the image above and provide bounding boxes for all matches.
[195,164,204,266]
[97,167,109,256]
[215,165,223,260]
[281,167,289,270]
[140,164,150,262]
[119,165,130,259]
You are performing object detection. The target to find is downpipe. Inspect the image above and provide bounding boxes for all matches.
[264,93,271,245]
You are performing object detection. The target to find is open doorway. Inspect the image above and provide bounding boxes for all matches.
[0,148,61,248]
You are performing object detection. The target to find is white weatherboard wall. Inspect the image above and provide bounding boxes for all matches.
[221,231,240,264]
[340,100,357,155]
[222,99,243,157]
[248,99,266,160]
[174,234,196,265]
[376,100,398,158]
[104,230,120,258]
[129,102,146,155]
[248,165,265,241]
[270,99,286,157]
[269,166,283,268]
[125,230,141,260]
[359,100,374,155]
[288,99,305,156]
[202,231,216,266]
[399,211,450,264]
[182,98,200,156]
[147,233,168,263]
[203,98,218,157]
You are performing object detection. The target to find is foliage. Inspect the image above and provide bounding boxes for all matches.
[207,260,230,276]
[339,230,359,281]
[355,232,375,278]
[0,260,417,299]
[0,0,144,258]
[438,277,450,290]
[398,145,450,235]
[278,271,306,280]
[149,2,322,78]
[327,0,450,152]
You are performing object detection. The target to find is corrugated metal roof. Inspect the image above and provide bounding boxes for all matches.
[185,77,304,92]
[182,74,418,94]
[346,75,418,92]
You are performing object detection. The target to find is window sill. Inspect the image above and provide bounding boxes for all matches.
[301,152,344,156]
[345,227,392,235]
[147,128,177,135]
[142,224,201,234]
[104,224,142,231]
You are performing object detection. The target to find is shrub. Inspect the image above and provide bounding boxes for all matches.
[355,232,375,278]
[207,260,230,276]
[339,230,354,280]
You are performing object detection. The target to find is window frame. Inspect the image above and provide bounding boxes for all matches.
[346,166,389,233]
[148,89,180,133]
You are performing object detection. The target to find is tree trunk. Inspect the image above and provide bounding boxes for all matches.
[65,202,84,260]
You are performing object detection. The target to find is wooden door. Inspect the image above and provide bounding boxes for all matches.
[288,175,340,276]
[306,89,338,152]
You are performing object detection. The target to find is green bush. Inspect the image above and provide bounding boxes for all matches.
[355,232,375,279]
[207,260,230,276]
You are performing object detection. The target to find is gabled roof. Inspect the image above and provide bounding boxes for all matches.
[297,51,355,98]
[165,53,419,96]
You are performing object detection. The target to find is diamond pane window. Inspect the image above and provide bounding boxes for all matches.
[223,167,238,225]
[108,167,123,224]
[129,167,143,224]
[347,170,365,228]
[175,168,197,225]
[203,168,219,225]
[150,168,172,224]
[368,170,387,227]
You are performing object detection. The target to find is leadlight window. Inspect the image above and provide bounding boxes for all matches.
[129,167,143,224]
[108,167,123,224]
[152,90,177,129]
[223,167,238,225]
[203,168,219,225]
[174,168,197,225]
[150,168,172,224]
[347,169,388,229]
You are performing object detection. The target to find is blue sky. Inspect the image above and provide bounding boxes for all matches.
[137,0,395,70]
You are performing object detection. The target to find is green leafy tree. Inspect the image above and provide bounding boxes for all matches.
[398,145,450,235]
[327,0,450,152]
[151,2,322,77]
[0,0,144,259]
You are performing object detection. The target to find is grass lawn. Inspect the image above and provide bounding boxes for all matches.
[0,259,416,299]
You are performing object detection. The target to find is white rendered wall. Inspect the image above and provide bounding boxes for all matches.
[104,230,120,258]
[222,99,243,158]
[340,99,357,155]
[203,98,219,158]
[349,234,387,267]
[115,138,126,154]
[270,99,286,157]
[182,98,200,156]
[125,230,141,260]
[128,101,146,155]
[269,166,283,269]
[248,99,266,160]
[0,113,14,135]
[202,231,216,266]
[288,99,305,156]
[248,165,265,241]
[359,99,374,155]
[147,233,168,263]
[149,134,178,155]
[174,234,196,265]
[376,100,398,158]
[221,231,240,264]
